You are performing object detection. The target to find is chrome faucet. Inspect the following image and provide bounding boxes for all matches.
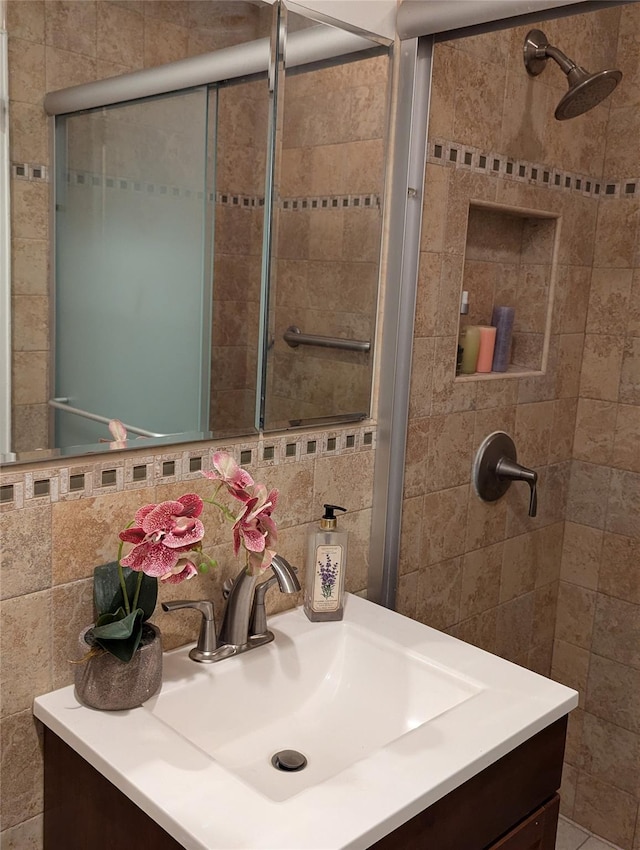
[161,554,300,664]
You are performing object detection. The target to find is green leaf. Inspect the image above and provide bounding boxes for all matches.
[93,561,123,615]
[89,608,145,663]
[95,607,127,627]
[129,571,157,621]
[93,562,157,622]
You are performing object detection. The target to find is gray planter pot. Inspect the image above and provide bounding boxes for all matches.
[74,623,163,711]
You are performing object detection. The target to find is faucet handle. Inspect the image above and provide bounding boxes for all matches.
[495,457,538,518]
[161,599,218,662]
[162,599,214,618]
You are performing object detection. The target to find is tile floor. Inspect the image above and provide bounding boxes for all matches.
[556,816,624,850]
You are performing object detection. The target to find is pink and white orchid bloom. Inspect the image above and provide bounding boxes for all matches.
[108,419,128,442]
[98,419,128,449]
[159,558,198,584]
[248,547,277,575]
[119,494,205,578]
[232,484,278,573]
[202,451,255,501]
[201,452,280,576]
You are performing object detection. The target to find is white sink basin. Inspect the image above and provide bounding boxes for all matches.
[146,617,482,800]
[34,594,578,850]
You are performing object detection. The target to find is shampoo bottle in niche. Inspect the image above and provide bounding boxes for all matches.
[304,504,348,622]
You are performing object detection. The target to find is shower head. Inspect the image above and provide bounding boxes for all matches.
[523,29,622,120]
[554,67,622,120]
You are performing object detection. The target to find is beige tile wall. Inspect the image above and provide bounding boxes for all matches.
[402,5,640,848]
[399,3,616,667]
[551,7,640,848]
[0,430,375,845]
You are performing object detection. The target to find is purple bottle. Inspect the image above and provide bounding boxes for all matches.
[491,306,515,372]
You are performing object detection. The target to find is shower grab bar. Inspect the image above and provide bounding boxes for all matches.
[48,398,167,439]
[283,326,371,353]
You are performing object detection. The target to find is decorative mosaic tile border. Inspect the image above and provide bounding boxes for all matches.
[281,193,380,211]
[13,163,382,212]
[0,424,377,512]
[11,162,49,182]
[16,150,639,201]
[427,138,639,200]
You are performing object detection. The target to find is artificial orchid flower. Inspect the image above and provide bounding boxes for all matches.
[202,451,255,501]
[98,419,128,449]
[119,495,205,577]
[248,547,277,575]
[232,484,278,554]
[159,558,198,584]
[109,419,127,442]
[201,451,280,575]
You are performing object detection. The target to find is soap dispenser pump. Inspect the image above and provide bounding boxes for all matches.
[304,504,348,622]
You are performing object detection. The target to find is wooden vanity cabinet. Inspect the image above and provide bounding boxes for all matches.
[369,716,566,850]
[43,716,567,850]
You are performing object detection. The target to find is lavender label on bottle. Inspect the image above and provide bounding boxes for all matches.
[313,545,343,611]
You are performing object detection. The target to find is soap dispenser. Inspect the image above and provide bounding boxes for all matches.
[304,504,348,622]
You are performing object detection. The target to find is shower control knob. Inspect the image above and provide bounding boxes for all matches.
[473,432,538,518]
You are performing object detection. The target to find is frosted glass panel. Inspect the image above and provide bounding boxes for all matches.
[55,89,211,449]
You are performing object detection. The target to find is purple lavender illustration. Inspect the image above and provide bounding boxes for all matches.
[317,552,339,599]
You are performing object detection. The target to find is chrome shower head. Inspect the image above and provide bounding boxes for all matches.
[523,29,622,120]
[554,67,622,120]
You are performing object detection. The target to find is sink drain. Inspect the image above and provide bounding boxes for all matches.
[271,749,308,772]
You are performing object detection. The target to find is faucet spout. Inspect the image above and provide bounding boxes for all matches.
[269,554,301,594]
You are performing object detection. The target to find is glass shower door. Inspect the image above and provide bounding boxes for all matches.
[54,88,213,449]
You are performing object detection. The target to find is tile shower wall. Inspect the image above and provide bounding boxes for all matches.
[0,427,376,845]
[551,5,640,848]
[401,9,639,848]
[8,0,267,452]
[398,5,622,671]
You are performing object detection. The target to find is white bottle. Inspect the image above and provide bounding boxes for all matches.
[304,504,348,622]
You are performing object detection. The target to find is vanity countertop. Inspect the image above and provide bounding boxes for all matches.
[34,595,577,850]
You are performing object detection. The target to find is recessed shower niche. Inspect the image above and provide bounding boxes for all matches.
[456,202,559,380]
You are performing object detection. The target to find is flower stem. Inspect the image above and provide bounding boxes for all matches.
[130,570,144,612]
[117,520,135,615]
[116,538,130,615]
[203,496,236,523]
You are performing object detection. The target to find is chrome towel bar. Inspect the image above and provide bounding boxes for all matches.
[283,325,370,353]
[49,398,167,438]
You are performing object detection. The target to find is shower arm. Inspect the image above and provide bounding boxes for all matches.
[542,45,577,76]
[524,29,581,79]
